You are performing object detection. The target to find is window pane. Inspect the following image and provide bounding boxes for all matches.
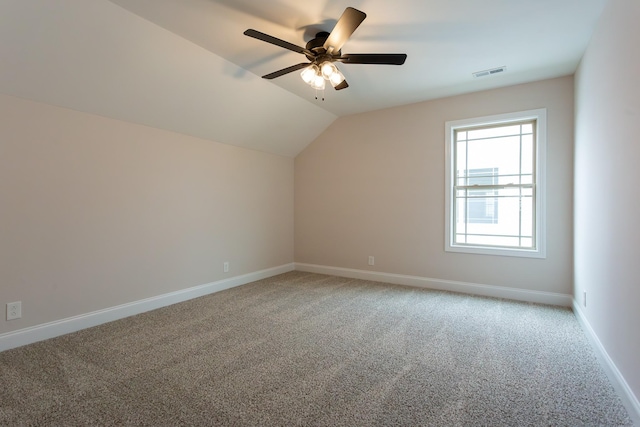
[519,174,534,185]
[456,198,467,231]
[464,195,517,236]
[455,140,467,183]
[466,167,498,187]
[467,124,521,140]
[465,195,498,224]
[453,186,535,250]
[466,136,521,177]
[521,135,534,176]
[520,196,534,237]
[497,174,528,185]
[520,237,533,248]
[466,235,521,247]
[521,187,533,197]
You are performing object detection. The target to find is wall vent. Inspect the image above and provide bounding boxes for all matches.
[473,66,507,78]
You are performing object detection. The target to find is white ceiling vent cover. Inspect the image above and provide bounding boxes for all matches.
[473,66,507,78]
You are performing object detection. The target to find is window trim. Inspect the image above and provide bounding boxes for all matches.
[444,109,547,258]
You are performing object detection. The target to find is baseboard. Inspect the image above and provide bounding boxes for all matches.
[573,301,640,424]
[0,263,295,353]
[295,263,572,307]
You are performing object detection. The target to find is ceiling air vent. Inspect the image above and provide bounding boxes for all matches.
[473,66,507,78]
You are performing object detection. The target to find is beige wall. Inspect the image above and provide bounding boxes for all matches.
[574,0,640,406]
[295,76,574,294]
[0,94,294,334]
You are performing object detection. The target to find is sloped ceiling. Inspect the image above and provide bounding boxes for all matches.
[0,0,335,157]
[0,0,607,157]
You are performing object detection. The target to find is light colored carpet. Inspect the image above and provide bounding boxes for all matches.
[0,271,633,426]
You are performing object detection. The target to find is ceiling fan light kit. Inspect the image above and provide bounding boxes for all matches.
[244,7,407,99]
[302,61,344,91]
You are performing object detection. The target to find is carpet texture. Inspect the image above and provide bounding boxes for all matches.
[0,272,633,426]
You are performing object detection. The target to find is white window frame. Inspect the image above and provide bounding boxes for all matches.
[445,109,547,258]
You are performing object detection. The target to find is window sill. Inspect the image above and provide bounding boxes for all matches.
[446,244,546,259]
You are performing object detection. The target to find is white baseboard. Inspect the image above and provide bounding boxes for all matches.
[573,301,640,424]
[295,263,573,306]
[0,263,295,353]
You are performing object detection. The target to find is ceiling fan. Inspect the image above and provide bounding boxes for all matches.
[243,7,407,93]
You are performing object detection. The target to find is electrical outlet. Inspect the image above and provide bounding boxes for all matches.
[368,256,375,266]
[223,261,229,273]
[583,291,587,308]
[6,301,22,321]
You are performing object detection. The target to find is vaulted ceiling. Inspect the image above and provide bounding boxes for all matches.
[0,0,607,156]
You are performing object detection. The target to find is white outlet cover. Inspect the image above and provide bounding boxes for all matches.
[7,301,22,320]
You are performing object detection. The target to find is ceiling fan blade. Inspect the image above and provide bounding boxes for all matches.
[323,7,366,54]
[244,29,310,55]
[336,53,407,65]
[262,63,310,79]
[333,80,349,90]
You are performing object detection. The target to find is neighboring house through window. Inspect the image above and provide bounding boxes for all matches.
[445,109,546,258]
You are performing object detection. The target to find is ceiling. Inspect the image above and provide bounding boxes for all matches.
[0,0,607,157]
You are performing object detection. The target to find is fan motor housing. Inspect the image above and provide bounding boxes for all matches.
[305,31,340,61]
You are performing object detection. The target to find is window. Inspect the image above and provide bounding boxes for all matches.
[445,109,546,258]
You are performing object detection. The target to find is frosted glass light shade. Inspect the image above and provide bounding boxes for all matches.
[329,70,345,87]
[300,65,318,84]
[320,62,338,79]
[311,74,326,90]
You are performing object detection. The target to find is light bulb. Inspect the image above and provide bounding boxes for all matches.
[311,74,326,90]
[300,65,318,85]
[320,61,338,80]
[329,70,345,87]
